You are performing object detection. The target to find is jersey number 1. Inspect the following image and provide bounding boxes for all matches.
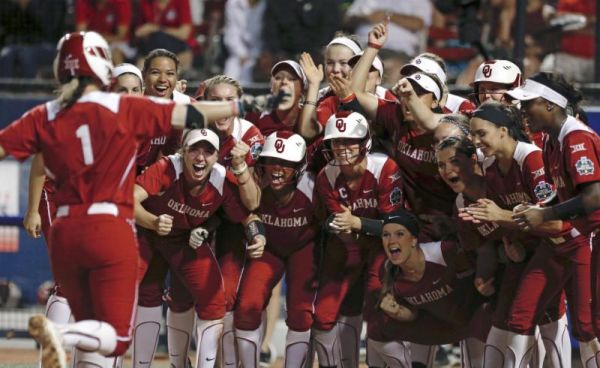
[76,124,94,165]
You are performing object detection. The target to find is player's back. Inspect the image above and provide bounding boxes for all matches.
[42,91,173,208]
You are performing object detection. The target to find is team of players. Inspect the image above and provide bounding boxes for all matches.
[0,18,599,368]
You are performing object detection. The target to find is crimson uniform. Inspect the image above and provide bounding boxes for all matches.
[75,0,132,38]
[442,94,475,114]
[235,172,321,332]
[255,110,297,137]
[317,86,397,128]
[209,118,265,313]
[375,99,456,240]
[0,91,176,355]
[509,116,600,340]
[460,143,572,333]
[136,155,250,319]
[313,152,403,331]
[136,90,191,173]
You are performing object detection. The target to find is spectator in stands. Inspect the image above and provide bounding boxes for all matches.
[223,0,266,84]
[135,0,194,75]
[540,0,596,82]
[0,0,66,79]
[344,0,433,84]
[257,0,341,82]
[75,0,133,65]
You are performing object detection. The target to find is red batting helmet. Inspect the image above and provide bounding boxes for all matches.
[54,31,113,86]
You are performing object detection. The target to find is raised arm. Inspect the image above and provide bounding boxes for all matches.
[348,21,389,121]
[171,100,242,130]
[297,52,324,139]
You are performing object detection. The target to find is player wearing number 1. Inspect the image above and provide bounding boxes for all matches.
[0,31,241,368]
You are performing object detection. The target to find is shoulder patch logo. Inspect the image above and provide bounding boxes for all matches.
[570,143,586,153]
[250,142,263,160]
[575,156,595,176]
[390,187,402,206]
[533,181,554,201]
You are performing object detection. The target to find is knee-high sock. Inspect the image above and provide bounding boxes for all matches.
[195,319,224,368]
[132,305,162,368]
[539,314,571,368]
[579,338,600,368]
[312,326,341,367]
[45,294,72,324]
[367,338,411,368]
[505,331,536,368]
[410,343,436,367]
[235,327,261,368]
[484,326,510,368]
[337,315,362,368]
[167,308,195,368]
[285,330,311,368]
[460,338,485,368]
[41,294,73,368]
[72,349,121,368]
[220,311,238,367]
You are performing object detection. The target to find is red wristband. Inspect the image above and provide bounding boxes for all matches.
[368,42,383,50]
[340,93,357,104]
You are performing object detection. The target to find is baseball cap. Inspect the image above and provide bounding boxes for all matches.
[505,73,568,108]
[184,129,220,151]
[406,73,441,101]
[348,52,384,77]
[271,60,308,89]
[382,209,420,237]
[401,56,447,84]
[113,63,143,84]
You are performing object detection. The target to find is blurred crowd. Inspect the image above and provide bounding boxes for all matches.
[0,0,595,84]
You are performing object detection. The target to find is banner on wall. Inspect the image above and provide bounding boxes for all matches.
[0,161,19,252]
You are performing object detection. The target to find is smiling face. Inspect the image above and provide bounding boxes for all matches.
[382,223,418,266]
[271,68,302,111]
[206,82,238,136]
[144,56,177,98]
[470,117,506,157]
[325,44,355,80]
[436,146,477,193]
[401,83,436,122]
[261,157,298,191]
[520,98,551,133]
[113,73,143,95]
[330,137,363,166]
[183,141,219,184]
[477,81,509,104]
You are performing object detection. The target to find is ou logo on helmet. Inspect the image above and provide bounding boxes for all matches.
[200,129,208,136]
[482,65,492,78]
[336,118,346,132]
[275,138,285,153]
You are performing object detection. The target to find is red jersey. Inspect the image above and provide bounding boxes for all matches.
[255,111,296,137]
[217,118,264,169]
[317,152,403,220]
[136,90,190,172]
[0,92,175,209]
[136,154,250,235]
[258,172,322,258]
[557,0,595,58]
[75,0,132,37]
[454,193,503,251]
[482,142,556,251]
[139,0,192,29]
[443,94,475,115]
[544,116,600,235]
[375,99,456,216]
[317,86,397,128]
[392,241,477,326]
